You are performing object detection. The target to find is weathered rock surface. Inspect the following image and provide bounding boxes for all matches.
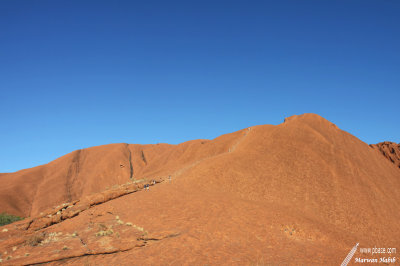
[0,179,175,265]
[1,114,399,265]
[370,141,400,169]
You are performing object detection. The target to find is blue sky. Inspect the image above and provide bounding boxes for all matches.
[0,0,399,173]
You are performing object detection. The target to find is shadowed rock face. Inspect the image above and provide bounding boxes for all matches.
[370,141,400,169]
[0,113,399,265]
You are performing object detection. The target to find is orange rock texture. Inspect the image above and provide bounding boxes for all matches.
[370,141,400,169]
[0,114,399,265]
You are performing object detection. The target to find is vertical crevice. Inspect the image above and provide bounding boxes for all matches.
[126,144,134,180]
[141,150,147,165]
[66,150,81,202]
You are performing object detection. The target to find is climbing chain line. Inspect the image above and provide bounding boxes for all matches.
[170,127,252,180]
[138,127,252,186]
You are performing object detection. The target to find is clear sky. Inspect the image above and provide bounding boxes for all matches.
[0,1,399,173]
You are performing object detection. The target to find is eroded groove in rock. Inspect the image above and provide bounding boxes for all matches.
[65,150,81,203]
[24,245,143,266]
[126,144,134,180]
[141,150,147,165]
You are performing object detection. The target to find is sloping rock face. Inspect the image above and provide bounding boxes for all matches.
[0,179,180,265]
[370,141,400,169]
[0,129,240,217]
[0,114,399,265]
[0,144,135,217]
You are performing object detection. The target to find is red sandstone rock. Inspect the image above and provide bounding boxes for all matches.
[370,141,400,169]
[0,114,399,265]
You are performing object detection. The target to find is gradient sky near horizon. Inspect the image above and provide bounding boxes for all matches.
[1,0,399,173]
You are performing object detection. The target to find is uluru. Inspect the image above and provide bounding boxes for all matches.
[2,1,400,265]
[0,114,399,265]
